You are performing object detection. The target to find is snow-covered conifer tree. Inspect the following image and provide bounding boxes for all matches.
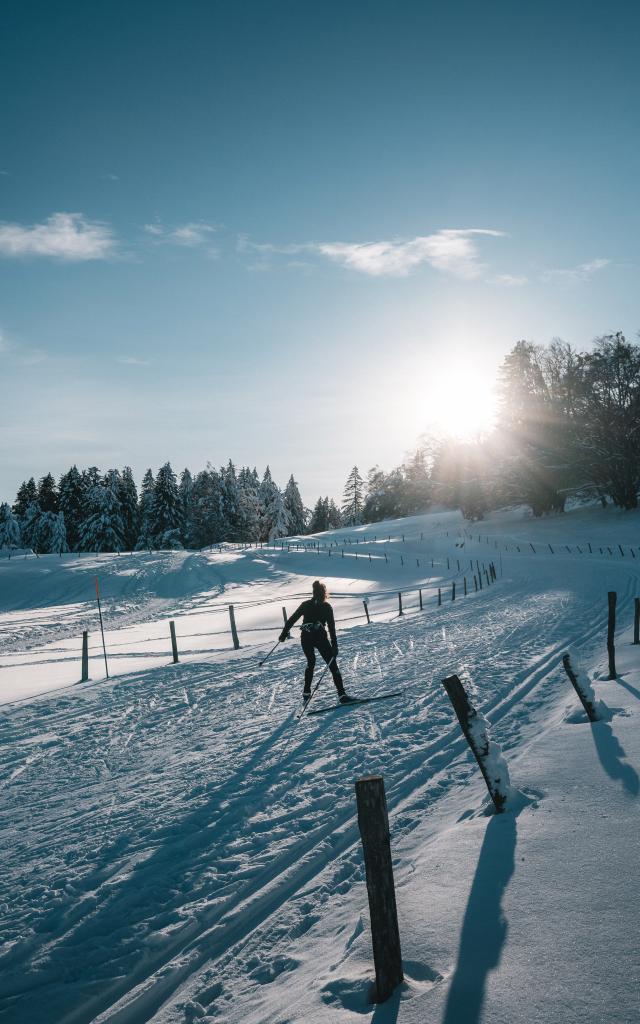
[136,469,156,550]
[118,467,139,550]
[258,466,281,541]
[37,473,59,514]
[283,475,306,535]
[58,466,85,551]
[179,468,195,547]
[80,475,125,552]
[21,502,42,552]
[237,467,260,541]
[13,478,38,521]
[151,463,183,547]
[0,503,21,555]
[342,466,364,525]
[36,511,68,555]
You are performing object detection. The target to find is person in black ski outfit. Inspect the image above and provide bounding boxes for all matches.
[279,580,352,703]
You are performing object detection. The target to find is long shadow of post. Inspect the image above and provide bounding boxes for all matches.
[590,719,639,797]
[442,813,517,1024]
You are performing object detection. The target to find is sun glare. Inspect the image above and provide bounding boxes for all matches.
[422,362,498,441]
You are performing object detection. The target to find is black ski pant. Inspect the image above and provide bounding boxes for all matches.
[301,630,344,695]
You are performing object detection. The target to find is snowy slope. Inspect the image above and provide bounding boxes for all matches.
[0,505,639,1023]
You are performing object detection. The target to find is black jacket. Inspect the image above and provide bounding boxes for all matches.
[282,598,337,644]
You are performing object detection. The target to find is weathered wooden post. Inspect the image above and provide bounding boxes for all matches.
[474,574,478,592]
[562,654,599,722]
[634,598,640,645]
[607,591,617,679]
[355,776,404,1003]
[81,631,89,682]
[447,556,450,570]
[451,581,456,601]
[463,576,467,596]
[419,588,423,610]
[398,592,403,616]
[169,620,179,663]
[229,604,240,650]
[364,599,371,624]
[437,587,441,606]
[400,555,404,566]
[442,674,510,813]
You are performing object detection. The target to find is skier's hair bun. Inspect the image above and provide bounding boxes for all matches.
[312,580,327,601]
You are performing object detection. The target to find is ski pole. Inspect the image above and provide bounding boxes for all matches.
[297,656,335,722]
[259,638,282,668]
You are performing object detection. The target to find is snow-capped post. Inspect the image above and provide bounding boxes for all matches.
[282,606,288,625]
[169,621,179,663]
[442,674,510,813]
[355,775,404,1003]
[81,631,89,682]
[229,605,240,650]
[398,592,403,616]
[607,591,617,679]
[634,598,640,645]
[561,654,599,722]
[363,599,371,624]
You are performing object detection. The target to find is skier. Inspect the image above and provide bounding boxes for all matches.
[279,580,353,703]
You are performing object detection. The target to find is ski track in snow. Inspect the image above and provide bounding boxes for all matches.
[0,509,639,1023]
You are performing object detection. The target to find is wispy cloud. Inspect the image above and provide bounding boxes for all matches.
[239,229,505,278]
[144,221,218,253]
[541,258,611,283]
[0,327,47,365]
[488,273,528,287]
[0,212,117,260]
[117,356,151,366]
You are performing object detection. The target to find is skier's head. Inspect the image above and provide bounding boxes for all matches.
[312,580,327,602]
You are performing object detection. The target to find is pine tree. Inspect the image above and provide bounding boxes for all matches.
[36,511,68,555]
[237,466,260,541]
[58,466,85,550]
[37,473,59,514]
[220,461,241,540]
[283,475,306,535]
[118,467,139,550]
[136,469,156,550]
[21,502,42,552]
[258,466,287,541]
[342,466,364,525]
[308,497,329,533]
[179,468,195,546]
[327,499,342,529]
[80,476,125,552]
[0,503,22,555]
[151,463,183,547]
[268,488,290,540]
[13,478,38,520]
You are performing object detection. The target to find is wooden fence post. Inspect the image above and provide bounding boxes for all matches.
[473,574,478,592]
[364,599,371,624]
[81,631,89,682]
[418,588,423,610]
[169,620,179,663]
[451,581,456,601]
[355,776,404,1003]
[229,604,240,650]
[442,674,510,813]
[463,577,467,596]
[607,591,617,679]
[634,598,640,645]
[562,654,598,722]
[398,592,403,616]
[437,587,441,606]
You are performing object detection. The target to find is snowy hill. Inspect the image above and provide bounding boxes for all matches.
[1,505,639,1023]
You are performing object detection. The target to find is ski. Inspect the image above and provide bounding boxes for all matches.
[306,691,404,716]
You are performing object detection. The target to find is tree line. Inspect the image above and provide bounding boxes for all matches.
[2,331,639,554]
[0,463,307,555]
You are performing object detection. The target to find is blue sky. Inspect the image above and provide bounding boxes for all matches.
[1,0,639,505]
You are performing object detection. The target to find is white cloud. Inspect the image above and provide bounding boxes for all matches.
[144,221,217,248]
[488,273,528,287]
[117,356,151,366]
[0,212,117,260]
[541,258,611,283]
[315,229,505,278]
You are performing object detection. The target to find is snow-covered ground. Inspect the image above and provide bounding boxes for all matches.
[1,505,639,1023]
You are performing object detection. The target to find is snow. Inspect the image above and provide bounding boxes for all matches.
[0,504,639,1023]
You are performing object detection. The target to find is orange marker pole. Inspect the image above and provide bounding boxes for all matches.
[95,576,109,678]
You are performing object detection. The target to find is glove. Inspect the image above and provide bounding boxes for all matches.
[331,641,338,657]
[279,631,289,642]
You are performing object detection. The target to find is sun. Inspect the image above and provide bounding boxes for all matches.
[421,360,498,441]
